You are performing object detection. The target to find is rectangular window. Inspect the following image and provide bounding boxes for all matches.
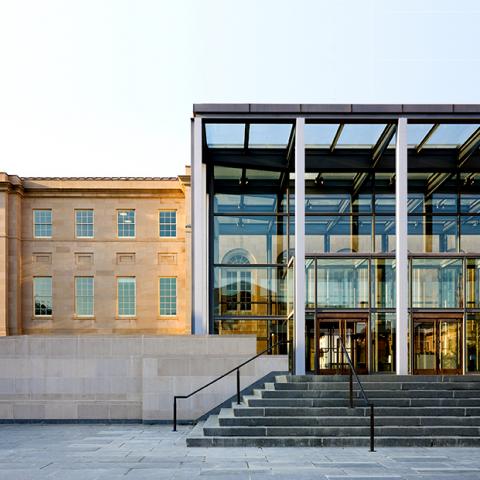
[118,210,135,238]
[117,277,136,316]
[75,210,94,238]
[75,277,94,317]
[159,277,177,316]
[159,210,177,237]
[33,210,52,238]
[34,277,52,316]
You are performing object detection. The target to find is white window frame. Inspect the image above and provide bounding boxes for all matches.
[33,209,52,239]
[159,210,177,238]
[75,209,94,239]
[75,276,94,317]
[159,277,177,316]
[117,210,136,238]
[117,277,136,317]
[33,276,53,317]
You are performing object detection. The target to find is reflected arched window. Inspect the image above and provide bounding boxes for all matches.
[222,250,252,312]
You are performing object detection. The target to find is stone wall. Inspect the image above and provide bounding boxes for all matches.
[0,335,288,421]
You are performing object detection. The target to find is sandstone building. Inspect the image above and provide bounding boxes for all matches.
[0,172,191,336]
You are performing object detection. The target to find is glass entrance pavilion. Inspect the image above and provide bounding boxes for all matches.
[191,104,480,375]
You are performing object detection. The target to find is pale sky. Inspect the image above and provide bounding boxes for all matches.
[1,0,479,178]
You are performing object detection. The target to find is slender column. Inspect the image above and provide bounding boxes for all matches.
[294,118,306,374]
[191,117,208,334]
[395,117,409,374]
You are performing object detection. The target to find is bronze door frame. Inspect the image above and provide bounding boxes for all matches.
[316,313,369,375]
[412,313,463,375]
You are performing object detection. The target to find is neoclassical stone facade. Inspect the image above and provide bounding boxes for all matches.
[0,172,191,335]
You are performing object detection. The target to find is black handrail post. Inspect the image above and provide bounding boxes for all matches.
[236,368,241,405]
[349,369,353,408]
[173,396,177,432]
[370,404,375,452]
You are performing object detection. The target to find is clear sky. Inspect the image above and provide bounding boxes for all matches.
[1,0,479,178]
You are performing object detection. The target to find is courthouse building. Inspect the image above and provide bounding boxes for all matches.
[0,173,191,336]
[190,103,480,376]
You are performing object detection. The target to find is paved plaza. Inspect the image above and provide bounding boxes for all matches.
[0,423,480,479]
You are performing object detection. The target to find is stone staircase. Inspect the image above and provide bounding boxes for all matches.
[187,374,480,447]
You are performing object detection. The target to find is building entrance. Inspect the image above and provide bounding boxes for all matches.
[316,313,368,374]
[413,314,463,374]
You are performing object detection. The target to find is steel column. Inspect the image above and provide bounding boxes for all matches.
[294,118,306,375]
[192,117,208,334]
[395,117,409,374]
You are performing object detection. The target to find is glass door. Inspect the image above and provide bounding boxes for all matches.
[316,315,368,374]
[413,316,462,374]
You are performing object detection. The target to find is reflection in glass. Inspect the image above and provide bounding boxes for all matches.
[461,216,480,253]
[305,216,372,253]
[461,194,480,214]
[426,123,479,148]
[214,193,285,214]
[317,259,369,308]
[375,216,395,252]
[206,123,245,148]
[305,124,339,148]
[337,124,386,147]
[372,259,395,308]
[466,259,480,308]
[375,194,395,213]
[408,216,458,253]
[214,318,288,354]
[411,258,463,308]
[427,193,457,213]
[305,260,315,309]
[248,124,292,148]
[214,216,287,264]
[371,313,396,373]
[467,313,480,373]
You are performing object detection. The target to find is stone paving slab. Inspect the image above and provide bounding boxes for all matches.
[0,424,480,479]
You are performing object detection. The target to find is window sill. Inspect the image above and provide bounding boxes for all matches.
[158,315,178,319]
[115,316,137,320]
[73,315,96,320]
[33,237,52,240]
[32,316,53,320]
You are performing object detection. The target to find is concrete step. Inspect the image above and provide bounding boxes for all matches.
[258,389,480,399]
[232,405,480,417]
[272,381,480,391]
[203,416,480,437]
[187,433,480,448]
[218,411,480,427]
[243,396,480,408]
[283,374,480,383]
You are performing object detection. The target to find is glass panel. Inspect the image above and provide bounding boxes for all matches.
[248,124,292,148]
[305,216,372,254]
[426,193,457,213]
[375,216,395,252]
[205,123,245,148]
[345,320,367,371]
[214,216,287,264]
[75,277,94,317]
[438,320,462,371]
[317,259,369,308]
[318,321,342,371]
[117,210,135,238]
[425,124,479,148]
[408,216,458,253]
[461,194,480,213]
[159,211,176,237]
[305,259,315,309]
[461,216,480,253]
[305,124,339,148]
[245,169,282,181]
[372,259,395,308]
[159,277,177,316]
[407,124,434,147]
[214,319,288,354]
[371,313,396,373]
[337,124,386,148]
[75,210,94,238]
[213,266,286,316]
[375,194,395,214]
[408,194,424,214]
[305,194,351,214]
[34,277,52,316]
[213,166,242,180]
[411,258,463,308]
[34,210,52,238]
[467,313,480,372]
[466,259,480,308]
[117,278,136,316]
[214,194,283,214]
[414,321,436,371]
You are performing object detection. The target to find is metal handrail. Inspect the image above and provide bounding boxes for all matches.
[173,339,292,431]
[337,335,375,452]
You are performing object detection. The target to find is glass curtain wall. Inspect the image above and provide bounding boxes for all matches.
[211,166,289,353]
